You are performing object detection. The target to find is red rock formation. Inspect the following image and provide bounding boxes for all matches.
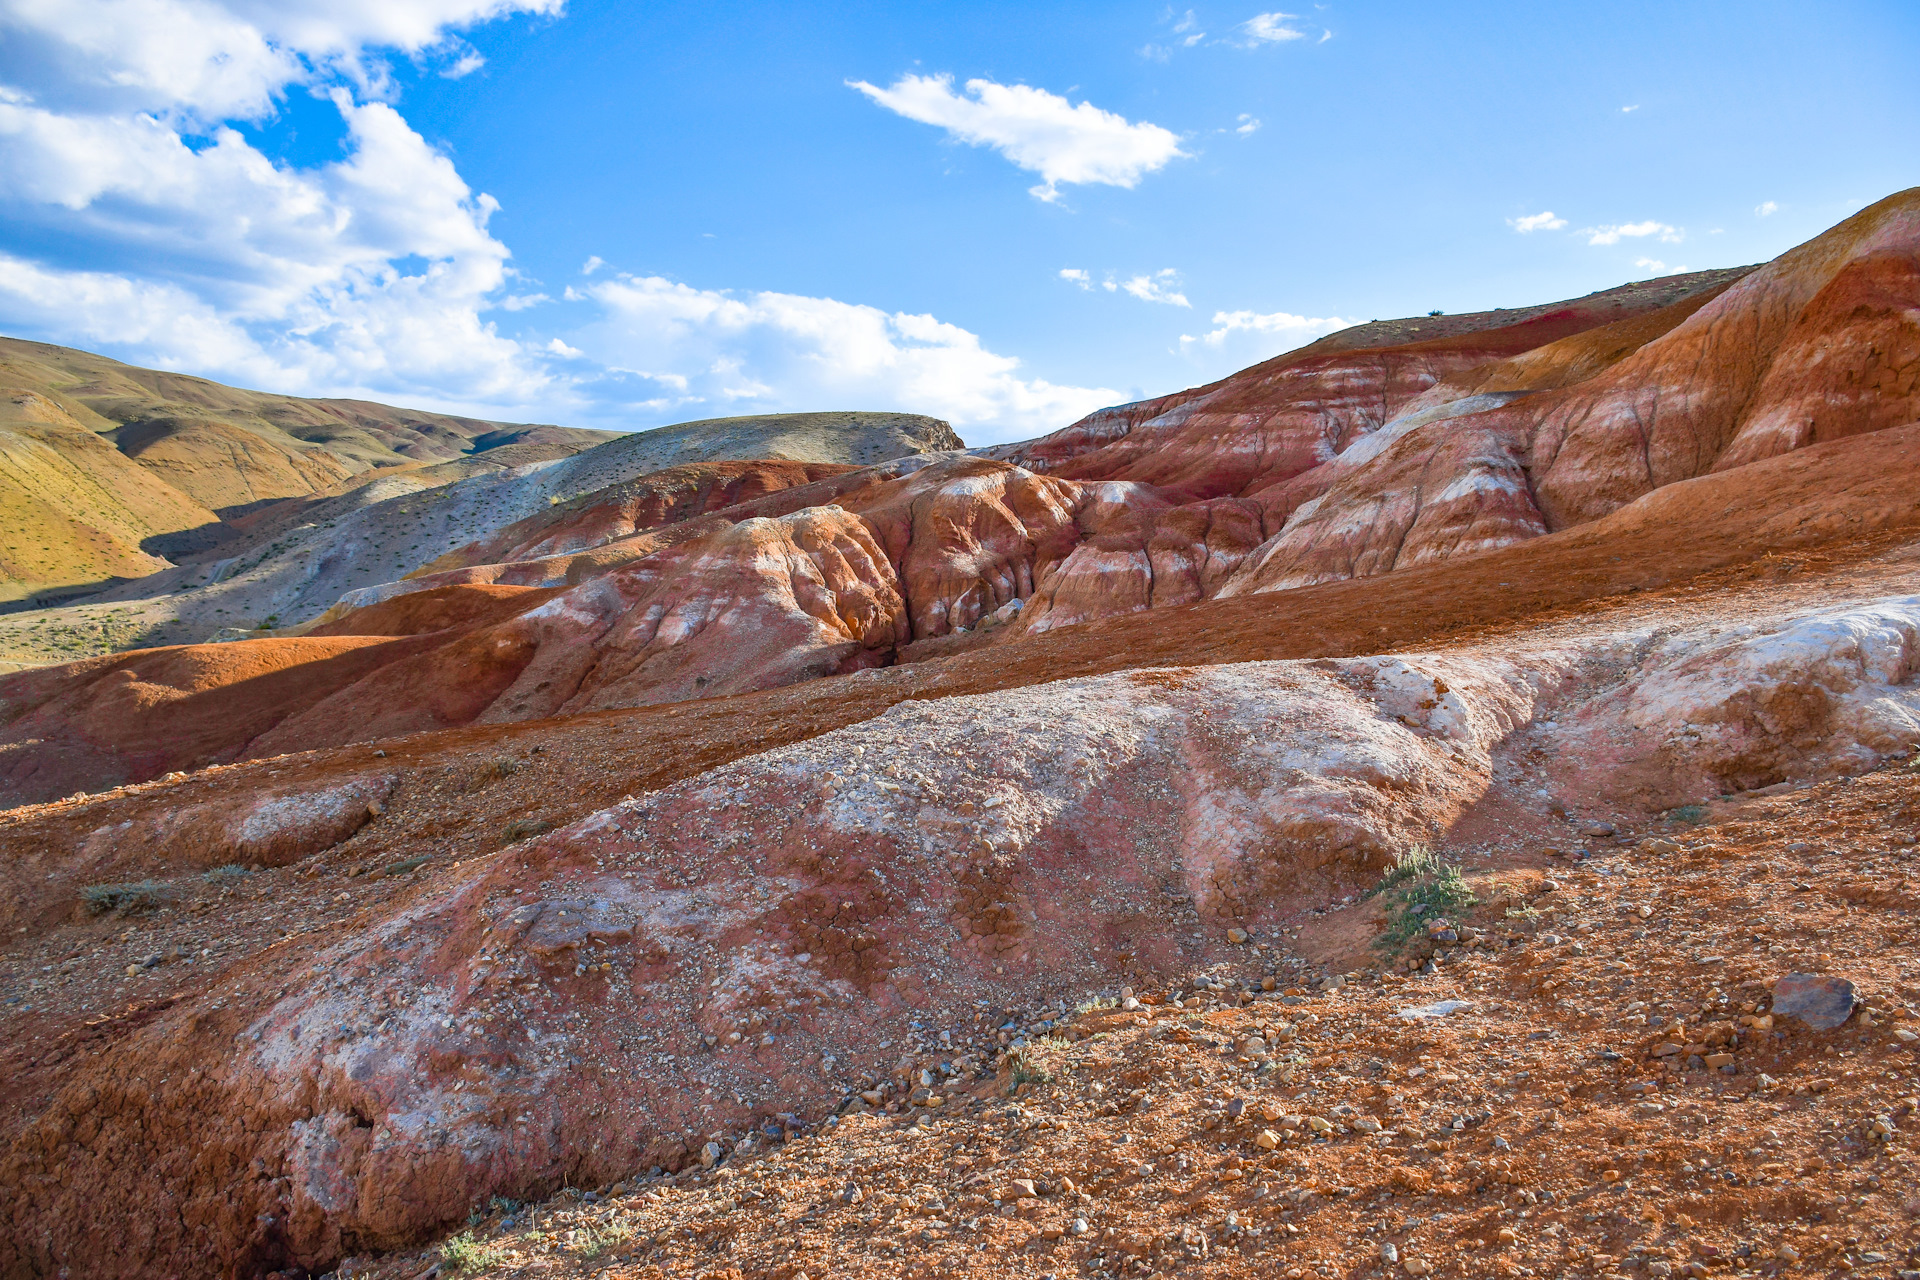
[1220,189,1920,595]
[429,458,859,572]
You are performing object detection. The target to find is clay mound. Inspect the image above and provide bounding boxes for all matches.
[305,584,559,640]
[1218,189,1920,595]
[429,458,861,573]
[58,411,962,660]
[988,267,1753,492]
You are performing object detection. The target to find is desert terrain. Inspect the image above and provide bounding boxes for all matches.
[3,191,1919,1280]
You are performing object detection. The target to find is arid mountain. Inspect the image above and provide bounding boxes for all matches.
[0,337,617,607]
[4,192,1920,1280]
[0,397,961,664]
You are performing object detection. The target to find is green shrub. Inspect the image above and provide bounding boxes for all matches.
[440,1231,503,1273]
[1666,803,1709,824]
[1008,1048,1051,1087]
[202,864,248,884]
[1369,849,1477,950]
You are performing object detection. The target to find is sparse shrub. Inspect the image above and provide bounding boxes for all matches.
[202,864,248,884]
[439,1231,503,1273]
[484,756,520,781]
[81,880,170,915]
[1369,848,1477,950]
[1666,803,1709,824]
[1008,1048,1051,1087]
[571,1218,635,1257]
[503,816,556,842]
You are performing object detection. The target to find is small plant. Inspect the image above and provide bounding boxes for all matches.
[80,880,170,915]
[1367,844,1438,897]
[1008,1049,1051,1087]
[439,1230,503,1273]
[202,864,248,884]
[1666,803,1709,824]
[571,1218,635,1257]
[503,816,554,842]
[483,755,520,781]
[1369,848,1478,950]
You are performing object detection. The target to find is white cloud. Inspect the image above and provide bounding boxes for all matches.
[1238,12,1308,43]
[1059,268,1092,289]
[0,0,567,415]
[1621,104,1640,113]
[1235,114,1261,135]
[1583,220,1683,246]
[1508,211,1567,233]
[1755,200,1778,217]
[1634,257,1667,275]
[847,73,1186,202]
[581,254,606,274]
[1119,269,1190,308]
[573,274,1120,444]
[1181,308,1355,349]
[0,3,1120,441]
[0,0,563,121]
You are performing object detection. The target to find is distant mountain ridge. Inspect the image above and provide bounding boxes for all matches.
[0,337,616,606]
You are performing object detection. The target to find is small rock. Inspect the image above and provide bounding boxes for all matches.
[1011,1178,1039,1198]
[1774,1244,1800,1263]
[1255,1129,1281,1150]
[1771,973,1856,1031]
[1226,1097,1247,1119]
[1380,1242,1400,1263]
[1070,1217,1089,1236]
[1226,928,1249,944]
[1496,1227,1518,1244]
[699,1142,723,1169]
[1405,1259,1432,1276]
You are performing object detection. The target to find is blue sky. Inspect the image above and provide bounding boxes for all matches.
[0,1,1915,444]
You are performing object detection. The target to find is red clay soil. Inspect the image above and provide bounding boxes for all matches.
[4,421,1919,812]
[3,515,1918,1279]
[338,753,1920,1280]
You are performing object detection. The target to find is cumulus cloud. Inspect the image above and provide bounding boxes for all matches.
[0,3,1121,441]
[1238,12,1308,43]
[1584,220,1683,246]
[1119,269,1190,308]
[1059,268,1092,289]
[0,0,566,414]
[1508,211,1567,233]
[1755,200,1778,217]
[573,274,1120,443]
[1181,308,1355,349]
[847,73,1186,202]
[1235,114,1261,135]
